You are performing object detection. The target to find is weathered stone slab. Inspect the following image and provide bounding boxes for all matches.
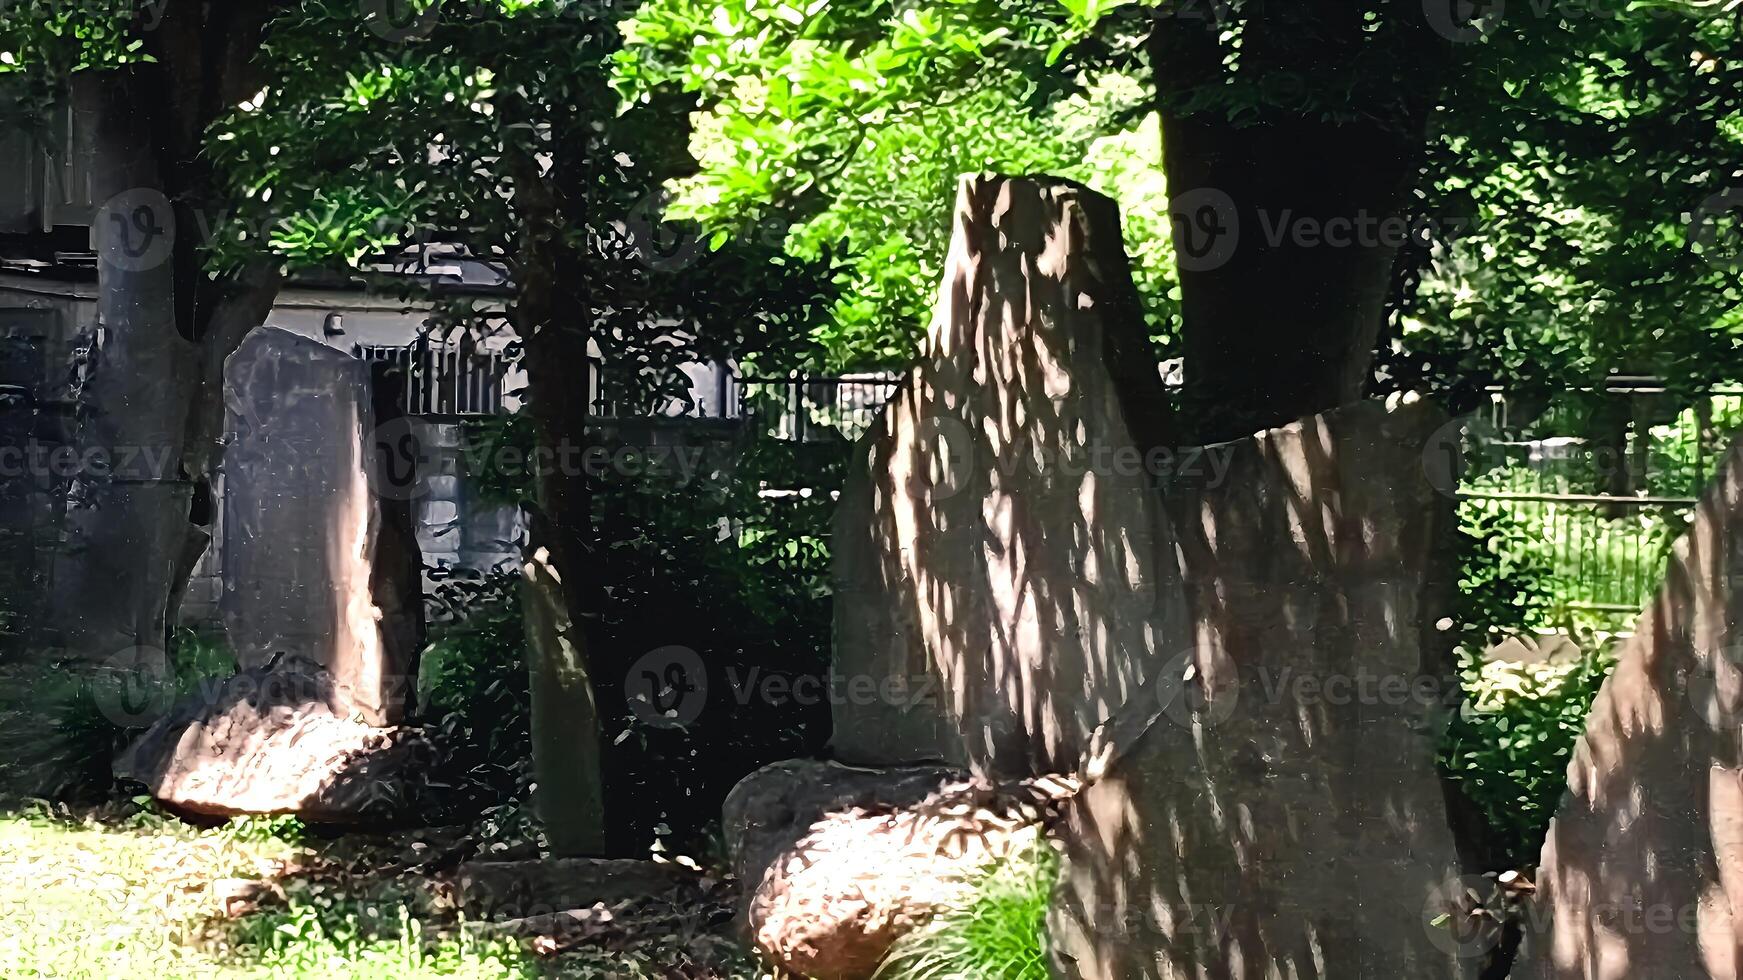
[829,174,1472,977]
[830,174,1181,774]
[1048,400,1472,979]
[1511,435,1743,980]
[220,327,422,725]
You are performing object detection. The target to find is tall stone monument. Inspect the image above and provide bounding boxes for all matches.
[825,174,1475,978]
[220,326,422,725]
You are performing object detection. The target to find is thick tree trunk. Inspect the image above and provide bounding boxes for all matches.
[1149,3,1450,443]
[509,149,608,855]
[46,74,198,663]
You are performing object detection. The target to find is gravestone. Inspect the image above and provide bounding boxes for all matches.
[1047,400,1474,980]
[1511,435,1743,979]
[830,174,1181,774]
[826,174,1474,978]
[220,327,422,725]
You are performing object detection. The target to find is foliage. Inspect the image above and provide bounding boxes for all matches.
[1451,498,1558,654]
[0,627,237,802]
[228,896,525,978]
[1440,649,1616,868]
[418,569,536,818]
[220,814,310,847]
[1387,4,1743,402]
[586,446,835,853]
[876,836,1059,980]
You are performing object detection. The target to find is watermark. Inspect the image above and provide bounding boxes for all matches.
[92,187,441,272]
[1421,0,1506,43]
[0,0,170,31]
[915,413,1241,504]
[87,646,180,728]
[0,439,177,483]
[361,0,443,41]
[1167,187,1464,272]
[360,0,642,42]
[369,420,717,502]
[624,645,708,728]
[723,667,941,711]
[620,189,790,273]
[1688,186,1743,276]
[1169,188,1240,274]
[94,189,175,273]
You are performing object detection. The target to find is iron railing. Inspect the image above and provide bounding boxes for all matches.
[355,343,513,418]
[732,375,900,443]
[1459,384,1743,624]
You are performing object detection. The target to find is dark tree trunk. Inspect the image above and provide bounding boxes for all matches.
[45,3,285,662]
[1149,2,1452,443]
[508,149,607,856]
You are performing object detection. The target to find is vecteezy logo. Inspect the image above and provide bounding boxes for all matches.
[624,189,705,272]
[88,646,179,728]
[368,417,436,501]
[362,0,442,41]
[625,645,708,729]
[1422,874,1506,959]
[94,189,175,273]
[1421,413,1508,499]
[1167,187,1239,273]
[1156,648,1239,729]
[913,414,975,503]
[1689,186,1743,276]
[1422,0,1505,43]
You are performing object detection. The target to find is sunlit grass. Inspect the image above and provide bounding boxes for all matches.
[875,836,1058,980]
[0,804,765,979]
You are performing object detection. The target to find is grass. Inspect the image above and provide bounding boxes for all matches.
[0,801,765,979]
[875,835,1058,980]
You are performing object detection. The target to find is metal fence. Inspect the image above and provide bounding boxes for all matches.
[732,375,900,443]
[348,345,1740,629]
[1460,382,1743,625]
[355,343,513,418]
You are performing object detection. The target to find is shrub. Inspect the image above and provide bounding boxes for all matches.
[1441,648,1615,868]
[876,837,1058,980]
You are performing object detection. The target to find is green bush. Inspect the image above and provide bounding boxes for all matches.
[418,570,535,818]
[876,837,1058,980]
[1441,650,1614,867]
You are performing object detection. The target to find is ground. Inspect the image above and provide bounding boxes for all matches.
[0,801,763,979]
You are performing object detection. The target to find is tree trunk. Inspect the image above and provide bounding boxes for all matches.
[508,148,608,855]
[1149,3,1450,443]
[45,73,198,664]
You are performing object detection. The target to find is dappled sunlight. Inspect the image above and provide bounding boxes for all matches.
[831,174,1180,774]
[1517,435,1743,980]
[829,174,1472,977]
